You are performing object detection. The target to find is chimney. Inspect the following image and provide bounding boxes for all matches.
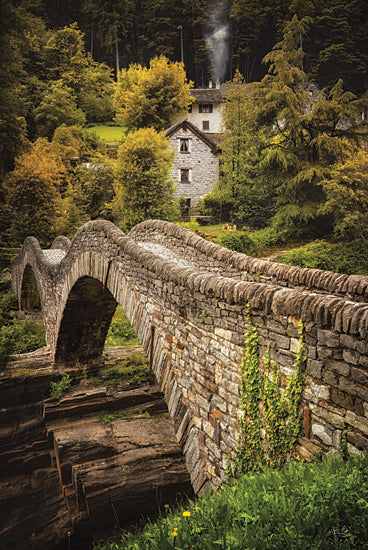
[216,79,220,89]
[209,80,213,89]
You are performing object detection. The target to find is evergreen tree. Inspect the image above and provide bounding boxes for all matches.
[250,15,366,236]
[204,71,276,227]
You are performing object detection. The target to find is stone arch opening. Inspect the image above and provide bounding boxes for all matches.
[20,264,41,313]
[55,276,118,365]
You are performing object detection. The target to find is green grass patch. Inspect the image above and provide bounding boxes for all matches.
[95,454,368,550]
[86,125,127,143]
[99,351,150,387]
[105,306,139,347]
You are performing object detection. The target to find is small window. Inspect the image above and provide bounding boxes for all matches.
[199,104,213,113]
[180,168,190,182]
[202,120,210,131]
[188,104,192,113]
[180,138,190,152]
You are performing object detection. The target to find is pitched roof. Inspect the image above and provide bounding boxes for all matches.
[166,120,222,154]
[190,88,225,103]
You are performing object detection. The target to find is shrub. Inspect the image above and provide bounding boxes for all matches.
[280,239,368,275]
[0,320,46,369]
[0,290,18,325]
[219,231,255,254]
[49,374,72,400]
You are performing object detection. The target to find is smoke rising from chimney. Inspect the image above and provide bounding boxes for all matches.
[205,3,230,83]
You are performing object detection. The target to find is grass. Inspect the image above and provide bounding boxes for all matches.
[105,306,139,347]
[95,454,368,550]
[86,125,127,143]
[99,350,150,387]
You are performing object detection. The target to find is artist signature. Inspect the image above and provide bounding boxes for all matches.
[329,526,349,536]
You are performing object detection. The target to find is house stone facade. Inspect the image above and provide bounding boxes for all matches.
[173,82,225,134]
[166,120,221,210]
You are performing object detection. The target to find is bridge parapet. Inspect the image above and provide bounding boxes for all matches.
[131,220,368,301]
[11,220,368,493]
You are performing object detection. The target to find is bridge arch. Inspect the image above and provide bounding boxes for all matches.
[11,219,368,493]
[55,276,117,365]
[20,263,42,313]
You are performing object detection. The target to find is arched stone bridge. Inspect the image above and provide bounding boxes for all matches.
[11,220,368,493]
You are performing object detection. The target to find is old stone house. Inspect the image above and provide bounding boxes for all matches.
[167,82,225,211]
[166,119,221,212]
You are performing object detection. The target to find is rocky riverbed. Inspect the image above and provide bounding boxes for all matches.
[0,346,193,549]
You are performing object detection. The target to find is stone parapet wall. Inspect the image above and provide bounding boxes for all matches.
[11,220,368,493]
[130,220,368,302]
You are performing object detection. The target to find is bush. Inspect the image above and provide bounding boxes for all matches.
[96,455,368,550]
[280,239,368,275]
[0,320,46,369]
[219,231,255,254]
[49,374,72,400]
[0,290,18,325]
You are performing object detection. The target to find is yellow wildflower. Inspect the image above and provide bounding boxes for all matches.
[172,531,177,537]
[183,511,191,517]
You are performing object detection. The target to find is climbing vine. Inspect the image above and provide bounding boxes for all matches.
[235,305,307,474]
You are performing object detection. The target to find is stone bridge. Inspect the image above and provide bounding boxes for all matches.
[11,220,368,493]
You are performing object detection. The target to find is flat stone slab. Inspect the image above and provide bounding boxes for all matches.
[52,421,118,484]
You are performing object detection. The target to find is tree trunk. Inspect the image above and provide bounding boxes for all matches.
[115,30,119,81]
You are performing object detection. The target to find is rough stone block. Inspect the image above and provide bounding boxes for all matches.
[311,423,332,446]
[317,330,339,348]
[343,349,360,365]
[322,369,338,387]
[351,367,368,386]
[345,410,368,436]
[307,360,323,379]
[347,430,368,450]
[308,380,330,401]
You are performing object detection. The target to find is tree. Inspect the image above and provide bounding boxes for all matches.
[82,0,132,79]
[114,127,177,230]
[34,81,86,139]
[44,23,88,90]
[204,71,276,227]
[319,150,368,240]
[248,15,367,236]
[78,60,115,123]
[114,56,194,131]
[2,139,63,246]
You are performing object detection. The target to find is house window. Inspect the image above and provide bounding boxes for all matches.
[180,138,190,152]
[202,120,210,131]
[180,168,190,182]
[188,104,192,113]
[199,104,213,113]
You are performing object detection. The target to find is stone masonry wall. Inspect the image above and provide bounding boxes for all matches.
[11,220,368,494]
[168,128,219,206]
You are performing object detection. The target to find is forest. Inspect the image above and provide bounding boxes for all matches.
[0,0,368,266]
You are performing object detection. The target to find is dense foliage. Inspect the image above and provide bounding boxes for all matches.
[280,239,368,275]
[96,454,368,550]
[205,15,368,242]
[114,127,178,231]
[114,56,194,131]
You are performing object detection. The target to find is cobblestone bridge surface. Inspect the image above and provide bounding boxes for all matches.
[11,220,368,493]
